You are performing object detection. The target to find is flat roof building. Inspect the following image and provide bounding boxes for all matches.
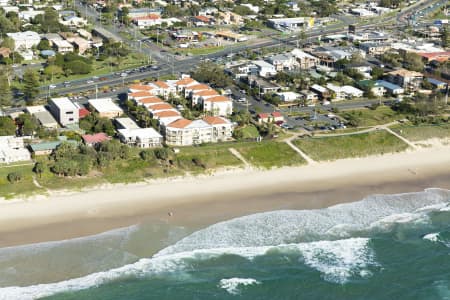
[48,97,79,127]
[88,98,123,119]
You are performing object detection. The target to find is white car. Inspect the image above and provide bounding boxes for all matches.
[120,73,128,77]
[86,80,94,84]
[49,84,57,89]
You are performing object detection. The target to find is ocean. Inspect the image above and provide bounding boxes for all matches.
[0,188,449,300]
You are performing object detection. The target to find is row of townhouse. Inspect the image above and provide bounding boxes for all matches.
[128,76,234,146]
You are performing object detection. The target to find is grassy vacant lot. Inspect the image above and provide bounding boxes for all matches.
[235,141,306,169]
[175,46,225,56]
[175,144,243,173]
[339,106,406,127]
[294,130,409,161]
[240,125,260,139]
[390,124,450,142]
[0,164,40,199]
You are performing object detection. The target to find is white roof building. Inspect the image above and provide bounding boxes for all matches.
[7,31,41,51]
[0,136,31,164]
[88,98,123,119]
[118,128,163,148]
[115,117,140,130]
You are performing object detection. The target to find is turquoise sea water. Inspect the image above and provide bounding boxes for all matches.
[1,189,449,300]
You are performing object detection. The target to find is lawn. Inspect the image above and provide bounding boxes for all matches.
[175,144,243,173]
[175,46,226,56]
[293,130,409,161]
[239,125,260,139]
[390,124,450,142]
[0,164,41,199]
[234,141,306,169]
[339,106,406,127]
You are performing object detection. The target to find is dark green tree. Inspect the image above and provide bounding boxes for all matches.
[22,69,40,104]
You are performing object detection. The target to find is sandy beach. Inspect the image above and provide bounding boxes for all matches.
[0,143,449,248]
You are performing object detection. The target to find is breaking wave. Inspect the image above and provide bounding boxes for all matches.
[219,278,261,295]
[0,188,448,299]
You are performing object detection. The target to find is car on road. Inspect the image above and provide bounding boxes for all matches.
[237,97,246,103]
[86,80,94,84]
[49,84,57,89]
[150,65,160,70]
[120,73,128,77]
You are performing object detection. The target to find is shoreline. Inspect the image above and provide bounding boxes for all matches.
[0,144,450,248]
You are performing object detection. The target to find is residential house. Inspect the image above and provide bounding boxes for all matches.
[118,128,163,148]
[201,95,233,116]
[387,69,423,91]
[191,89,220,106]
[359,42,391,55]
[184,83,212,99]
[299,90,319,105]
[252,60,277,77]
[66,37,90,54]
[326,84,364,100]
[192,15,214,26]
[218,11,243,26]
[7,31,40,51]
[0,136,31,164]
[152,110,182,126]
[291,49,319,69]
[149,80,176,98]
[115,117,140,130]
[310,84,330,99]
[418,52,450,63]
[203,116,234,142]
[88,98,123,119]
[376,80,405,95]
[266,53,299,71]
[82,132,110,146]
[52,39,74,54]
[19,9,44,21]
[164,118,213,146]
[25,105,58,129]
[426,78,448,91]
[257,112,284,124]
[48,97,79,127]
[276,92,301,102]
[358,80,386,97]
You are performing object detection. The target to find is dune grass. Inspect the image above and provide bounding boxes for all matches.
[294,130,409,161]
[234,141,306,169]
[390,124,450,142]
[339,106,406,127]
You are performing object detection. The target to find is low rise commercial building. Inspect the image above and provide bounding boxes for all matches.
[88,98,123,119]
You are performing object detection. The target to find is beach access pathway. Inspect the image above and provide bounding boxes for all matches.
[229,148,252,168]
[283,134,317,164]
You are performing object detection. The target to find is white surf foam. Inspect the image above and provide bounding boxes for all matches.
[423,232,440,242]
[157,189,450,256]
[0,238,375,299]
[219,278,260,295]
[2,189,449,299]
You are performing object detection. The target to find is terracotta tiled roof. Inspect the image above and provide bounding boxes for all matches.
[194,90,219,97]
[79,108,90,118]
[129,84,154,91]
[203,116,228,125]
[175,77,196,86]
[129,91,153,98]
[148,103,174,111]
[82,132,110,144]
[153,80,170,89]
[153,110,181,118]
[186,84,211,91]
[204,95,230,102]
[167,118,192,128]
[138,96,163,104]
[195,15,210,22]
[271,112,283,117]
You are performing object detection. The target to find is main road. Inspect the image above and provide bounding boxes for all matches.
[38,0,439,97]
